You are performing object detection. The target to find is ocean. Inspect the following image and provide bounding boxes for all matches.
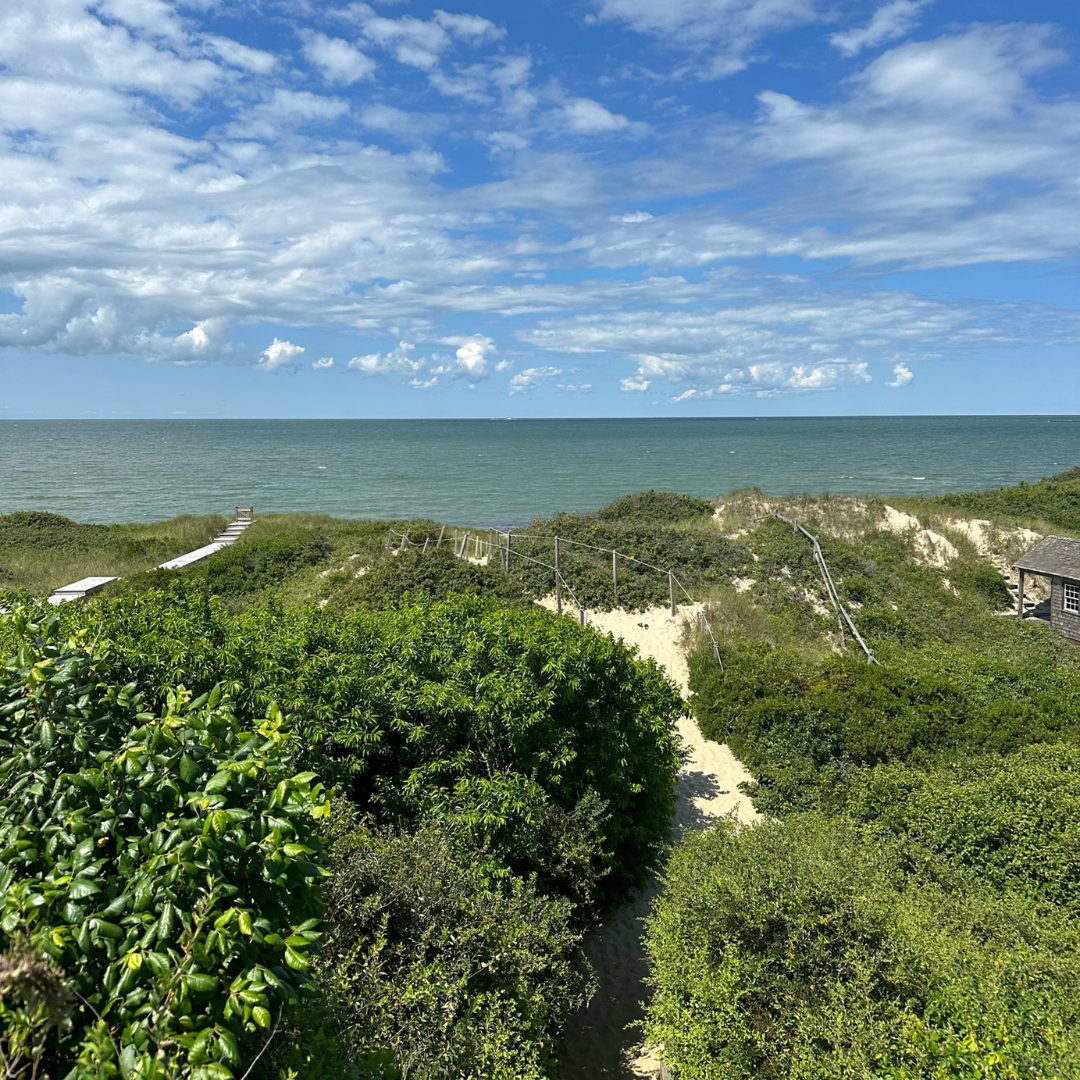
[3,416,1079,525]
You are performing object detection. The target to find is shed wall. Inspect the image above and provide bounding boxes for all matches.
[1050,576,1080,641]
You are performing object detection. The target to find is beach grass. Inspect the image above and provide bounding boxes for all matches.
[0,512,227,595]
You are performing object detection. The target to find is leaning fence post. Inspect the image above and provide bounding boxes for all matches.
[669,571,677,616]
[555,537,563,615]
[422,537,429,553]
[612,550,619,603]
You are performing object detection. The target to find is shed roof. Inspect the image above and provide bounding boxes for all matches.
[1013,535,1080,579]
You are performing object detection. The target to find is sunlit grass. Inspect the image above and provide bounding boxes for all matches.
[0,513,227,595]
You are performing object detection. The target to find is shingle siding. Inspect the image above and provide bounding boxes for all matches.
[1050,576,1080,641]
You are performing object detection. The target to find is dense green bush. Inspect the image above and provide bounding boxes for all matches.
[0,605,329,1079]
[689,643,1080,815]
[338,547,533,609]
[839,743,1080,913]
[644,815,1080,1080]
[308,815,589,1080]
[201,531,334,598]
[595,491,715,524]
[13,587,684,911]
[0,512,110,552]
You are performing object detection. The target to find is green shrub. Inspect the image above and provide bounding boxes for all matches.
[202,532,334,597]
[644,815,1080,1080]
[839,743,1080,913]
[311,815,589,1080]
[924,468,1080,532]
[688,639,1080,815]
[595,491,714,524]
[14,588,684,913]
[0,511,110,552]
[0,604,329,1079]
[338,547,532,608]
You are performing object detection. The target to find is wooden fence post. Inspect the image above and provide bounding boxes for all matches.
[612,551,618,603]
[669,571,677,616]
[555,537,563,615]
[437,525,445,548]
[506,532,512,574]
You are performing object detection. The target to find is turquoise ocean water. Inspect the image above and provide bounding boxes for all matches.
[3,417,1080,525]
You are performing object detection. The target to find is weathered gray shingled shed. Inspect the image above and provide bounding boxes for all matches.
[1013,536,1080,640]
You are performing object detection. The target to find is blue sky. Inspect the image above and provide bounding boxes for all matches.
[1,0,1079,417]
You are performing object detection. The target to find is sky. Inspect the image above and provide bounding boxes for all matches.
[1,0,1079,418]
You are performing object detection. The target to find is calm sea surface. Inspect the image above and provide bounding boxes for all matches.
[3,417,1080,525]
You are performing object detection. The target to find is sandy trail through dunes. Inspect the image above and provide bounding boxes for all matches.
[551,602,759,1079]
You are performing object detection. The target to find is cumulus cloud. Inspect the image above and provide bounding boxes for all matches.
[348,342,424,373]
[312,356,335,369]
[830,1,929,57]
[301,31,375,84]
[562,98,631,133]
[620,376,651,391]
[508,366,563,394]
[260,338,304,371]
[887,360,914,386]
[436,334,497,379]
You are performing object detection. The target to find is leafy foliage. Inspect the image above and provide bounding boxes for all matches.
[0,604,330,1079]
[337,547,532,609]
[0,512,110,553]
[689,643,1080,815]
[309,815,590,1080]
[36,588,684,911]
[201,531,335,598]
[595,491,715,524]
[839,743,1080,913]
[644,814,1080,1080]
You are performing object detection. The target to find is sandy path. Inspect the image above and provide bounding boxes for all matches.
[552,602,759,1079]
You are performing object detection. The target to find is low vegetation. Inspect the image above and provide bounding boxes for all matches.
[0,511,226,595]
[5,471,1080,1079]
[645,471,1080,1078]
[0,582,682,1078]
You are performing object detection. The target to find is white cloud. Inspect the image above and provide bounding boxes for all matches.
[590,0,823,77]
[312,356,335,369]
[348,342,424,373]
[620,376,651,391]
[433,334,497,379]
[301,31,375,84]
[508,366,563,394]
[830,1,929,57]
[563,98,631,133]
[887,360,914,386]
[201,35,278,74]
[621,211,653,223]
[260,337,304,371]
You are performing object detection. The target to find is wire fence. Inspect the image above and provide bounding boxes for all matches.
[770,512,879,665]
[385,526,725,668]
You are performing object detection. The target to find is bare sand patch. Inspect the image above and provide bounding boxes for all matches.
[555,602,757,1079]
[879,505,959,567]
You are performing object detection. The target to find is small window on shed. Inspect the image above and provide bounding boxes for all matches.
[1065,582,1080,613]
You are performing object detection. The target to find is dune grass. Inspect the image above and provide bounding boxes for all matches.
[0,512,227,595]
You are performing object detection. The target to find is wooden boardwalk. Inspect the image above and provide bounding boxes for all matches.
[47,510,254,604]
